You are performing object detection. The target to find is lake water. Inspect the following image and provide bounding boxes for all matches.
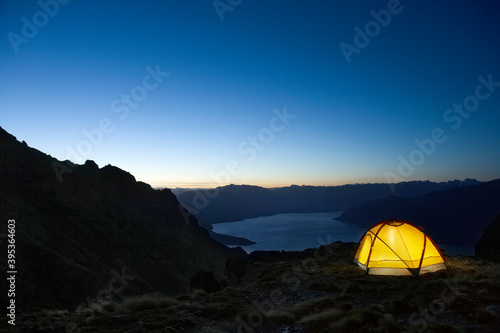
[212,212,365,253]
[212,212,475,256]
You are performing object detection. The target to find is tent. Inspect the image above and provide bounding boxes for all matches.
[354,219,446,276]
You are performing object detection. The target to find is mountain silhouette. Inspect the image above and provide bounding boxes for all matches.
[337,180,500,245]
[176,180,481,228]
[476,214,500,262]
[0,126,239,311]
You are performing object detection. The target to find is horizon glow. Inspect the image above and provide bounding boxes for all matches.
[1,1,500,188]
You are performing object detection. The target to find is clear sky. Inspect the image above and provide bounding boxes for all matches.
[1,1,500,188]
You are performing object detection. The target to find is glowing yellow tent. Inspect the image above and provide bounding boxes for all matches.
[354,219,446,276]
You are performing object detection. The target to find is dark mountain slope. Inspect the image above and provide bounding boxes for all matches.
[177,185,282,226]
[338,180,500,245]
[476,214,500,262]
[0,126,237,311]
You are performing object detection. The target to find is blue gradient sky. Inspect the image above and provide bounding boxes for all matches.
[1,1,500,188]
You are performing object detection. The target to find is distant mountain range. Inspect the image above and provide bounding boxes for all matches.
[337,180,500,245]
[176,180,482,229]
[0,127,239,311]
[176,180,500,248]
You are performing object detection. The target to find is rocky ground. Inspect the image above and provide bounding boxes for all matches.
[3,242,500,332]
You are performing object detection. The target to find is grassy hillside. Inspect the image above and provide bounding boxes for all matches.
[4,242,499,332]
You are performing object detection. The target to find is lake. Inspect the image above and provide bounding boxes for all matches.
[212,212,475,256]
[212,211,365,253]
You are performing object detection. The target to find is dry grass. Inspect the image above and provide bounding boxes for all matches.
[298,308,344,331]
[9,245,500,333]
[120,294,178,312]
[291,296,337,318]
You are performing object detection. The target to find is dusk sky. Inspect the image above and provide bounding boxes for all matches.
[1,1,500,188]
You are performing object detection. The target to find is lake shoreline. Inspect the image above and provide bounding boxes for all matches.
[209,231,257,245]
[212,211,365,253]
[212,211,476,256]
